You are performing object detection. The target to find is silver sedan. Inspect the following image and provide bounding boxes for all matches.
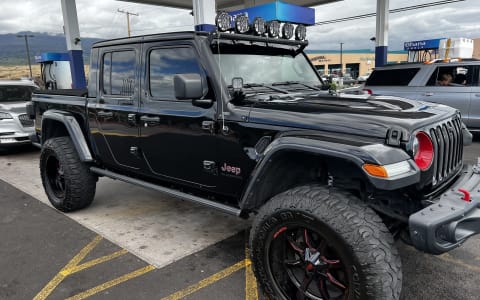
[0,80,38,147]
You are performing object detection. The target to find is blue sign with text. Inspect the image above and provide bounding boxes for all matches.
[404,39,444,51]
[229,1,315,25]
[35,52,70,63]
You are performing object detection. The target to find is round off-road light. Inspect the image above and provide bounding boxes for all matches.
[267,21,280,37]
[252,17,266,35]
[216,12,231,32]
[235,15,250,33]
[282,23,294,39]
[295,24,307,41]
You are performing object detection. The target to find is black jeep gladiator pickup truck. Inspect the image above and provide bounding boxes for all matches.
[29,25,480,300]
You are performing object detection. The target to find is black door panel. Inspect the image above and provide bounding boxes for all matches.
[94,46,143,170]
[139,44,218,189]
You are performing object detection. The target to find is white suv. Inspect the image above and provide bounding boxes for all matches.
[0,79,38,147]
[364,59,480,131]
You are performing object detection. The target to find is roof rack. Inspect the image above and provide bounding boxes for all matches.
[424,58,480,64]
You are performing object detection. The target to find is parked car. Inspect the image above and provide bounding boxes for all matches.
[0,79,38,147]
[364,59,480,131]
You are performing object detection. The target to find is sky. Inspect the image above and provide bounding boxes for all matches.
[0,0,478,50]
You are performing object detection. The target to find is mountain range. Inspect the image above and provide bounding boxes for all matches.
[0,31,102,65]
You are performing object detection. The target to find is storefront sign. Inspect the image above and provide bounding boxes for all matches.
[404,39,443,51]
[311,55,330,62]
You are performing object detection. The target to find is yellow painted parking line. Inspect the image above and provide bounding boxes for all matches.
[161,259,250,300]
[245,247,259,300]
[33,235,103,300]
[66,265,156,300]
[61,249,129,276]
[438,253,480,273]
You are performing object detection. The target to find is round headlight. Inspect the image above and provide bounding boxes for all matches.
[252,17,266,35]
[267,21,280,38]
[235,15,250,34]
[413,131,434,171]
[282,23,294,39]
[295,24,307,41]
[216,12,232,32]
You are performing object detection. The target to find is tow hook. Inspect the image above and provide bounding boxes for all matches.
[458,189,471,202]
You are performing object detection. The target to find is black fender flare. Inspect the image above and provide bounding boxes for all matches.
[41,110,93,162]
[239,136,420,210]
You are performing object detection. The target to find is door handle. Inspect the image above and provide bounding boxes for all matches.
[202,121,215,133]
[475,94,480,97]
[140,116,160,122]
[127,113,137,125]
[97,111,113,118]
[140,116,160,124]
[424,92,434,97]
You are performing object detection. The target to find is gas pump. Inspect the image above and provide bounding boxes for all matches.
[35,52,73,90]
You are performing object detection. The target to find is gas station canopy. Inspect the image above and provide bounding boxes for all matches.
[118,0,342,10]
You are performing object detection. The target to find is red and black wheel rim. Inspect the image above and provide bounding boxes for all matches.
[267,225,349,300]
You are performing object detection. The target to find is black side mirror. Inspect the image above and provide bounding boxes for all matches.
[174,73,205,100]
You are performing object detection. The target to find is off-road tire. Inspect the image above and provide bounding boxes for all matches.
[250,185,402,300]
[40,137,96,212]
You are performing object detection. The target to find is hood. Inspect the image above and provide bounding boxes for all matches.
[0,101,28,114]
[246,94,458,139]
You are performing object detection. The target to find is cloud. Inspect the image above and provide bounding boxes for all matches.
[0,0,477,50]
[308,0,477,50]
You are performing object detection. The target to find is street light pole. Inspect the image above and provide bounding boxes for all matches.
[17,34,34,79]
[339,42,344,77]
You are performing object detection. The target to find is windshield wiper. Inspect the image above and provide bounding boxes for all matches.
[228,83,289,94]
[271,81,321,91]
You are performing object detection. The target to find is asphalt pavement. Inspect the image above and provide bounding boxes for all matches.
[0,142,480,299]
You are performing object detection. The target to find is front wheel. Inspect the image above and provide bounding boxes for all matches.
[250,185,402,300]
[40,137,97,212]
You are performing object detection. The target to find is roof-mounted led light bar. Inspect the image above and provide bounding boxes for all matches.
[214,12,307,41]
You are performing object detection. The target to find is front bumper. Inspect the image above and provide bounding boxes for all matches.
[409,163,480,254]
[0,118,34,147]
[0,132,32,146]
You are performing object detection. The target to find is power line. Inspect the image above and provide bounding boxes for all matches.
[117,9,139,37]
[314,0,466,26]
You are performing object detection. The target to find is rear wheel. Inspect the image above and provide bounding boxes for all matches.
[40,137,96,212]
[250,185,402,300]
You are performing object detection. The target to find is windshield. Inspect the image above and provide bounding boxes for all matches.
[0,85,35,102]
[214,52,322,87]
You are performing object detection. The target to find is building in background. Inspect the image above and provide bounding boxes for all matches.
[474,38,480,58]
[306,49,407,79]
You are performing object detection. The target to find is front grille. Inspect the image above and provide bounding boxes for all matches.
[18,114,34,127]
[429,117,463,186]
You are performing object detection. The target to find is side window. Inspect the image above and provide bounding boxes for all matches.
[366,68,420,86]
[427,65,474,87]
[149,47,203,100]
[102,50,136,96]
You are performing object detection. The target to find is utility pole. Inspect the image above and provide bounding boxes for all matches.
[339,42,344,77]
[117,9,139,37]
[17,34,34,79]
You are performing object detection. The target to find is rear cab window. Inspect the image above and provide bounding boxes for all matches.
[102,50,136,96]
[366,68,420,86]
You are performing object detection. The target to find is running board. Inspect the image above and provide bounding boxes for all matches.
[90,167,242,217]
